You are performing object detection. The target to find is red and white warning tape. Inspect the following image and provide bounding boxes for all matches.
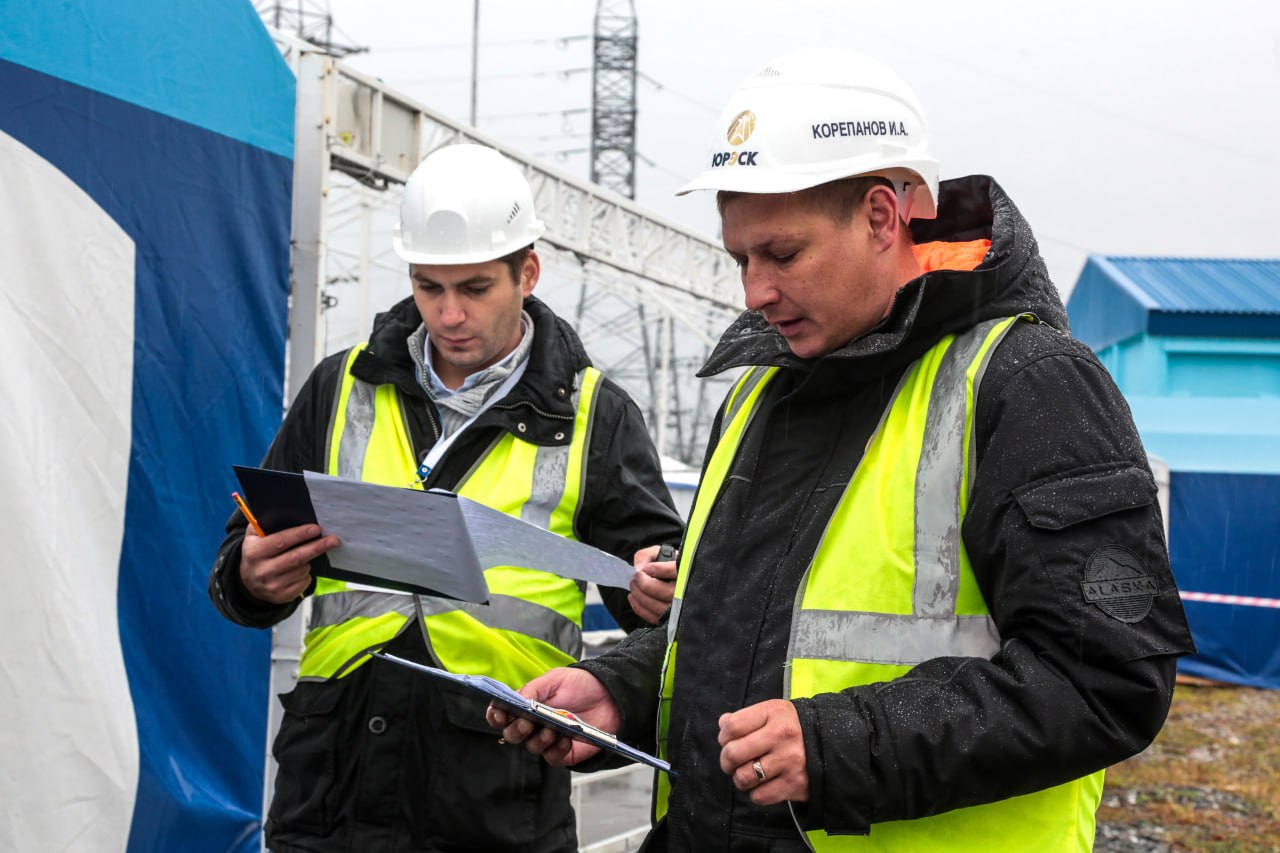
[1180,591,1280,610]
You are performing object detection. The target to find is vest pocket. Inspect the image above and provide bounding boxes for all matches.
[269,678,349,836]
[1013,464,1156,530]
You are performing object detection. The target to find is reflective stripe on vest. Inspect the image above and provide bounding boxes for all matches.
[656,316,1103,851]
[309,590,581,662]
[298,344,599,687]
[652,364,779,819]
[787,317,1008,672]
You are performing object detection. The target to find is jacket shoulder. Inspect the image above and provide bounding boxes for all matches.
[982,319,1105,391]
[305,347,359,392]
[283,348,355,421]
[973,319,1139,464]
[582,372,649,447]
[591,370,640,408]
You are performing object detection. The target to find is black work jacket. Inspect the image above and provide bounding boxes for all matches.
[209,295,684,852]
[579,176,1196,853]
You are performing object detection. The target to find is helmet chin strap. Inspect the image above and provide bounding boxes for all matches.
[861,167,921,223]
[895,181,917,224]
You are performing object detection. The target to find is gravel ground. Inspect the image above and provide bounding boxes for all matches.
[1095,820,1174,852]
[1095,681,1280,852]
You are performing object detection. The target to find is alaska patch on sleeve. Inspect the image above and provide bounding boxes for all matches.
[1081,545,1160,623]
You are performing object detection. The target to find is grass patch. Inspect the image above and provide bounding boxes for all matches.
[1099,681,1280,850]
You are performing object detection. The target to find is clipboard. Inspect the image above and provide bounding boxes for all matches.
[232,464,639,600]
[372,652,675,776]
[232,465,334,578]
[232,465,482,600]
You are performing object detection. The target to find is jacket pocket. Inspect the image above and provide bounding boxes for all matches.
[268,678,348,836]
[441,683,502,734]
[418,686,560,851]
[1013,464,1156,530]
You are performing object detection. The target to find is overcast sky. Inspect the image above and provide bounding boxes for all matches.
[318,0,1280,298]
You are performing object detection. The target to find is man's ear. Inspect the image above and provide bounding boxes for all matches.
[521,250,541,297]
[863,185,902,250]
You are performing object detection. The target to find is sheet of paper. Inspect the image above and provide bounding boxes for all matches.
[303,472,490,603]
[457,496,638,589]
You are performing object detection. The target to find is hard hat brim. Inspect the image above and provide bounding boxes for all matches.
[675,164,939,221]
[392,225,545,266]
[674,169,836,197]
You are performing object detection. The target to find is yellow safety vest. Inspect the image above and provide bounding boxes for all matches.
[297,343,601,690]
[656,316,1103,851]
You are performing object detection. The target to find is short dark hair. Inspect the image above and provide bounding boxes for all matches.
[716,175,895,223]
[498,244,535,284]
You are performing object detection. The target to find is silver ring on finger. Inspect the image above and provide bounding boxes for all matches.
[752,760,766,783]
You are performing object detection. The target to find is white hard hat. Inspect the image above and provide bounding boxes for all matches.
[676,48,939,220]
[394,144,546,264]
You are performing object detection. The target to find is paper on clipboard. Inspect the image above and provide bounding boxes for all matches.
[231,466,638,600]
[232,465,489,601]
[372,653,675,776]
[454,496,636,589]
[302,471,490,602]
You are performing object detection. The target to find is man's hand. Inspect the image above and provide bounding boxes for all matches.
[486,668,622,767]
[628,544,679,624]
[718,699,809,805]
[239,523,340,604]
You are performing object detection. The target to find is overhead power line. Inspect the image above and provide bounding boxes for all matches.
[399,67,590,86]
[636,150,689,183]
[370,34,591,53]
[637,70,720,114]
[482,107,590,122]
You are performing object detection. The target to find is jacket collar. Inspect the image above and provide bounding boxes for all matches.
[698,175,1069,379]
[351,295,591,443]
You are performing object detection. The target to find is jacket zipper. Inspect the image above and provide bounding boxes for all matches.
[490,400,575,422]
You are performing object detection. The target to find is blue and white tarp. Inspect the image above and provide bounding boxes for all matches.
[0,3,293,850]
[1169,472,1280,690]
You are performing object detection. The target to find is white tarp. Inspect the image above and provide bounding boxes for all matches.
[0,129,138,851]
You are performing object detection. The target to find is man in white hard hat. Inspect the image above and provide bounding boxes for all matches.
[492,49,1194,850]
[209,143,684,852]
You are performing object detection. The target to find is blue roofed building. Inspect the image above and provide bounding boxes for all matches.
[1067,256,1280,689]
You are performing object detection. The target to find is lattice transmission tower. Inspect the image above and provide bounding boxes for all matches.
[255,0,365,57]
[578,0,731,465]
[589,0,638,199]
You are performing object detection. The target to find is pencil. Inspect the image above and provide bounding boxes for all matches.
[232,491,266,537]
